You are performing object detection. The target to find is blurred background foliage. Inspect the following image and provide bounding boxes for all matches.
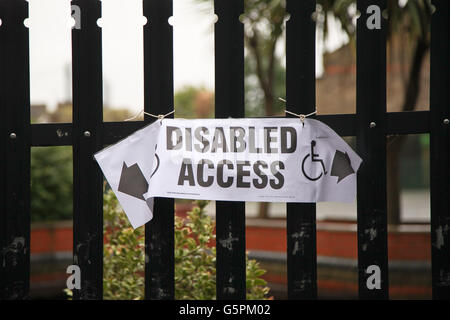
[31,146,73,222]
[174,85,214,119]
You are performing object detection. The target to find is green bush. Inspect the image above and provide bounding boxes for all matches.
[103,188,146,300]
[31,146,73,222]
[75,189,270,300]
[175,200,270,300]
[175,200,216,299]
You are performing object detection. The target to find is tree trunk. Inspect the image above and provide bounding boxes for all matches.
[264,93,274,116]
[387,39,428,225]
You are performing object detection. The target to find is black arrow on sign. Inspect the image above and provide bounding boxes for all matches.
[330,150,355,183]
[118,162,148,200]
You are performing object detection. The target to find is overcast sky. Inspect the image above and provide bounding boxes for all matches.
[26,0,346,113]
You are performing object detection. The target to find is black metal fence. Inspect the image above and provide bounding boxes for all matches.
[0,0,449,300]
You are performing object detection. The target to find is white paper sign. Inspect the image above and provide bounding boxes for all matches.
[94,121,161,229]
[144,118,362,203]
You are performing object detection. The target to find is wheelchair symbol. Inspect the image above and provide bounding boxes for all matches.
[302,140,327,181]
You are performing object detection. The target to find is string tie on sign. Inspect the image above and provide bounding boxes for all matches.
[125,109,175,124]
[279,97,316,126]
